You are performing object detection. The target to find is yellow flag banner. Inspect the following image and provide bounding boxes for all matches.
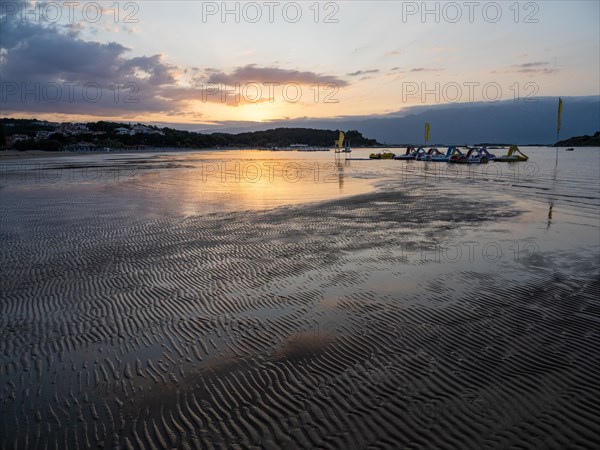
[425,123,430,144]
[557,98,563,134]
[335,131,345,148]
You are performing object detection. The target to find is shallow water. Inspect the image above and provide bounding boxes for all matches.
[1,150,373,217]
[1,147,599,449]
[1,146,598,218]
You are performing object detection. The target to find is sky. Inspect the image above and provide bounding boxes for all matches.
[1,0,599,126]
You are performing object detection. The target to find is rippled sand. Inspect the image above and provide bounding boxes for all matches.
[1,149,599,449]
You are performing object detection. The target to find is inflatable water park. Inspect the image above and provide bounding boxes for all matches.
[365,121,532,164]
[369,145,529,164]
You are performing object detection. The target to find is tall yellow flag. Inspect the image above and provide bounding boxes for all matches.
[425,123,430,144]
[335,131,345,148]
[557,98,563,134]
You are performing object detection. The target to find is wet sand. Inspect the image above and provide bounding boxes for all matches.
[1,149,599,449]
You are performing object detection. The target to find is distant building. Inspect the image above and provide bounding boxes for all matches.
[60,122,89,135]
[35,131,53,141]
[115,127,132,135]
[131,124,164,135]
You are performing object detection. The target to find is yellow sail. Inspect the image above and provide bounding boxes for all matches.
[425,123,430,144]
[335,131,345,148]
[557,97,563,134]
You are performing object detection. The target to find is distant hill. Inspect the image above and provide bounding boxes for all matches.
[194,96,600,145]
[3,96,598,148]
[216,128,379,147]
[0,119,380,150]
[556,131,600,147]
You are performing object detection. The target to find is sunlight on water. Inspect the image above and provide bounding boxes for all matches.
[0,149,375,217]
[145,152,374,216]
[1,147,598,221]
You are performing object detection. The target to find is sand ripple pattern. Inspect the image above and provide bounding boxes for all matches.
[1,189,599,449]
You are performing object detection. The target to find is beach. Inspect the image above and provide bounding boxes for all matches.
[1,148,599,449]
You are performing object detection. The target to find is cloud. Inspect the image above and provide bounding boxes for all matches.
[0,11,323,116]
[63,22,85,37]
[352,46,370,54]
[498,61,557,74]
[512,62,548,68]
[516,68,556,74]
[0,5,349,116]
[119,55,176,85]
[205,64,348,86]
[347,69,379,77]
[158,85,273,107]
[0,7,190,116]
[410,68,444,72]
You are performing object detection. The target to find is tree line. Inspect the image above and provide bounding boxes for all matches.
[1,119,381,150]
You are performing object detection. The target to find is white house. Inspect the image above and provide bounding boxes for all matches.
[115,127,132,135]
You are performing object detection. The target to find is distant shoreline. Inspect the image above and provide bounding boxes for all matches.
[555,131,600,147]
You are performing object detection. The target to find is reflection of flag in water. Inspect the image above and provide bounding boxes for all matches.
[425,123,430,144]
[557,97,563,134]
[335,131,345,148]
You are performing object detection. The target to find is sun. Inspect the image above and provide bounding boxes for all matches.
[242,105,271,122]
[237,101,294,123]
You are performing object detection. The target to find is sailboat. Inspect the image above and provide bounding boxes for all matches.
[334,131,351,153]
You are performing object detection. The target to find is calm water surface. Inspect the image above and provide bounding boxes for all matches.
[2,146,598,245]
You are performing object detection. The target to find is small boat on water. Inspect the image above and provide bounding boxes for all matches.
[369,150,396,159]
[392,146,417,160]
[565,147,575,151]
[447,147,495,164]
[417,147,438,161]
[466,147,496,164]
[429,146,462,162]
[448,147,467,163]
[494,145,529,162]
[393,146,426,160]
